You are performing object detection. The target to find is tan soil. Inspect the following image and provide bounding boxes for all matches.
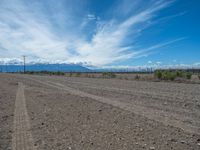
[0,73,200,150]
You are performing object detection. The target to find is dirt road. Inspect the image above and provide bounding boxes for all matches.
[12,82,36,150]
[0,73,200,149]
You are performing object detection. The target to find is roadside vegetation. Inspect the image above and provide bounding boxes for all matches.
[24,71,65,76]
[20,70,200,83]
[154,70,193,81]
[134,74,140,80]
[102,72,116,78]
[76,72,81,77]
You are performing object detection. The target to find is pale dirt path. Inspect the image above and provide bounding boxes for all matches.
[12,82,36,150]
[24,76,200,136]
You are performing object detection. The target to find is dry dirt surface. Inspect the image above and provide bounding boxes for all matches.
[0,73,200,150]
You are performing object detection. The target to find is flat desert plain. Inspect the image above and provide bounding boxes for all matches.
[0,73,200,150]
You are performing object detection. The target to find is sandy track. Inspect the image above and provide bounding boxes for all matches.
[12,82,36,150]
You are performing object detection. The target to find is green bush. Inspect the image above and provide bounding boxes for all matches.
[176,71,184,77]
[168,72,176,81]
[154,70,172,80]
[102,72,116,78]
[57,71,65,76]
[154,70,162,79]
[154,71,160,79]
[186,72,192,79]
[161,71,176,81]
[155,70,194,81]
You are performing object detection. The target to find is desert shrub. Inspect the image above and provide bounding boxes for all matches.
[176,71,193,79]
[24,71,65,76]
[102,72,116,78]
[154,70,162,79]
[69,72,73,77]
[50,72,54,75]
[155,70,195,81]
[76,72,81,77]
[162,71,169,80]
[57,71,65,76]
[102,72,107,77]
[166,72,176,81]
[176,71,184,78]
[168,72,176,81]
[155,70,176,81]
[110,73,116,78]
[198,75,200,80]
[46,71,64,76]
[185,72,192,79]
[25,71,34,74]
[135,74,140,80]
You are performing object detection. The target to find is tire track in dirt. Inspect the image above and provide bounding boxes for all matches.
[24,77,200,135]
[31,75,200,104]
[12,82,36,150]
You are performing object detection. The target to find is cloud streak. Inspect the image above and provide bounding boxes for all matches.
[0,0,180,66]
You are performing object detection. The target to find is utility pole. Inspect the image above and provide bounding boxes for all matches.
[23,55,26,73]
[5,63,7,72]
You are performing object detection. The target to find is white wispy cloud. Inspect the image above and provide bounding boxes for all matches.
[0,0,181,66]
[87,14,97,20]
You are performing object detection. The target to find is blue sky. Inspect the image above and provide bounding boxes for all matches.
[0,0,199,68]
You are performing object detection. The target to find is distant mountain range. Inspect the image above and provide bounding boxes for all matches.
[0,64,91,72]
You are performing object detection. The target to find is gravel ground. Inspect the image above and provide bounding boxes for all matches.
[0,76,17,150]
[0,73,200,150]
